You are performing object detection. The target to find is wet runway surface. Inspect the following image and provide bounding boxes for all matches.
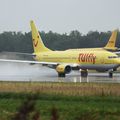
[0,62,120,83]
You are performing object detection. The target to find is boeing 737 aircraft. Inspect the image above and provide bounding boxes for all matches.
[0,21,119,78]
[29,21,120,77]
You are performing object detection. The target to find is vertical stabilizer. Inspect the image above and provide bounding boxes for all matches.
[104,29,118,50]
[30,20,51,53]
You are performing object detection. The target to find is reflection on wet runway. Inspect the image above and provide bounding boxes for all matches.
[0,61,120,83]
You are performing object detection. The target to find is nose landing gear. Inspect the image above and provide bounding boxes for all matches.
[109,72,113,78]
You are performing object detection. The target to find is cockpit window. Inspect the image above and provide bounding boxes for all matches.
[108,56,119,59]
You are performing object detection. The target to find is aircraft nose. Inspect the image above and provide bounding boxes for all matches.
[115,59,120,64]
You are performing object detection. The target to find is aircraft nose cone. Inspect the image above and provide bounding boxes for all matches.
[115,59,120,64]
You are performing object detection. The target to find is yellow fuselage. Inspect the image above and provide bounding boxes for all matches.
[35,50,120,65]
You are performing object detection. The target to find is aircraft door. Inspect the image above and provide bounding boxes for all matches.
[101,55,104,64]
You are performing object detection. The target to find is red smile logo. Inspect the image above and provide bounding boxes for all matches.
[33,39,38,47]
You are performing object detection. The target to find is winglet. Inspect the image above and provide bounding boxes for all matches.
[104,29,118,50]
[30,20,51,53]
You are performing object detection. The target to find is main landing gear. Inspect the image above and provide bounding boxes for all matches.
[80,69,88,77]
[108,69,115,78]
[58,73,66,77]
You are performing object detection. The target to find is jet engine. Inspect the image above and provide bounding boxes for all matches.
[56,64,72,74]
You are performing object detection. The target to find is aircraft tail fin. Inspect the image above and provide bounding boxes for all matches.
[30,20,51,53]
[104,29,118,50]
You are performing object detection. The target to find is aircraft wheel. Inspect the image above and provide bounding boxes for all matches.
[58,73,66,77]
[113,68,117,71]
[81,70,88,77]
[109,72,113,78]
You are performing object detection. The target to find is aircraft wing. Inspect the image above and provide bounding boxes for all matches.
[0,58,79,70]
[0,59,57,65]
[0,51,79,70]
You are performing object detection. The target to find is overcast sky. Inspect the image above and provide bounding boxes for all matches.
[0,0,120,34]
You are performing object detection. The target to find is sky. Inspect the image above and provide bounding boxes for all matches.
[0,0,120,34]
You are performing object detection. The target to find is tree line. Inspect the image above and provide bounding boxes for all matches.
[0,30,120,53]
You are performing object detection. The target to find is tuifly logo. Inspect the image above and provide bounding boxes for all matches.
[78,53,96,64]
[33,39,38,47]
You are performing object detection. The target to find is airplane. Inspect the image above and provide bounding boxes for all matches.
[29,20,120,77]
[0,21,119,78]
[67,29,118,52]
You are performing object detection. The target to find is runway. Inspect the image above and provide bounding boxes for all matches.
[0,62,120,83]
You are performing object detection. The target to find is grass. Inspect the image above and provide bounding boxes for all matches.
[0,81,120,96]
[0,82,120,120]
[0,93,120,120]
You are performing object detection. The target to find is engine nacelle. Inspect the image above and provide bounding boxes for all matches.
[56,64,72,74]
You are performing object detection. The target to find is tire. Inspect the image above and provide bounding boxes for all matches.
[58,73,66,77]
[81,70,88,77]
